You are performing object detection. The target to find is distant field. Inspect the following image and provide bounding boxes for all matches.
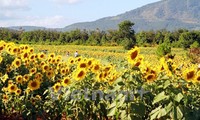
[32,45,188,66]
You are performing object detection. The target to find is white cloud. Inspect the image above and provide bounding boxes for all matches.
[0,15,73,28]
[0,0,29,10]
[0,0,30,20]
[23,15,67,28]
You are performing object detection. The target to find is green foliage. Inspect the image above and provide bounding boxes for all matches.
[123,38,135,50]
[1,27,200,49]
[156,43,171,57]
[190,41,200,48]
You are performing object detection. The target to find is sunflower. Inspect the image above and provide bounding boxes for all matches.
[24,45,29,50]
[77,61,88,69]
[60,68,66,75]
[53,82,61,92]
[21,52,29,60]
[46,70,54,79]
[127,46,140,64]
[30,97,36,105]
[8,80,13,85]
[55,55,62,63]
[91,63,101,73]
[38,52,45,59]
[29,67,37,75]
[0,44,5,52]
[16,75,23,84]
[42,64,49,72]
[51,58,56,64]
[108,75,118,85]
[12,47,19,54]
[195,75,200,83]
[96,72,105,82]
[23,74,30,83]
[145,74,156,83]
[35,95,41,100]
[40,61,46,66]
[183,69,196,82]
[2,94,9,103]
[12,58,21,68]
[7,84,18,93]
[29,54,35,61]
[35,72,43,81]
[73,69,86,81]
[62,76,71,87]
[48,53,55,58]
[68,57,75,65]
[29,48,34,53]
[28,80,41,91]
[15,89,22,96]
[87,58,94,68]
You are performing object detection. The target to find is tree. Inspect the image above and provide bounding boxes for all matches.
[118,20,136,50]
[118,20,135,39]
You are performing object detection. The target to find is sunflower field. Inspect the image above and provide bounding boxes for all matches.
[0,40,200,120]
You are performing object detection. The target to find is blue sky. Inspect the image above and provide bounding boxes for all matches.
[0,0,160,28]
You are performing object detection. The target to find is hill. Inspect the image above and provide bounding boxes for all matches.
[62,0,200,32]
[7,0,200,32]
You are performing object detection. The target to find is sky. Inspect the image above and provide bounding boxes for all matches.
[0,0,161,28]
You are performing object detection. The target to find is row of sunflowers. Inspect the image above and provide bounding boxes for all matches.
[0,40,200,120]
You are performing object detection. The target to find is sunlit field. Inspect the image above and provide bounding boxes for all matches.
[32,45,188,64]
[0,41,200,120]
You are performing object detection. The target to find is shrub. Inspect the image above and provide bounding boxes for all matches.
[123,38,135,50]
[156,43,171,57]
[190,41,200,48]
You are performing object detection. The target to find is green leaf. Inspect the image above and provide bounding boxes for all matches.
[118,81,125,86]
[108,101,116,109]
[157,108,167,118]
[164,80,171,89]
[153,91,169,104]
[150,106,162,120]
[130,102,145,117]
[165,102,173,113]
[150,105,162,115]
[176,106,183,119]
[174,93,184,103]
[120,110,127,119]
[107,107,116,116]
[118,96,126,107]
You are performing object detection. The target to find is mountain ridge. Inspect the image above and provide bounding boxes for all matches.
[7,0,200,32]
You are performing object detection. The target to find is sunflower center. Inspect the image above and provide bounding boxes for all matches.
[94,65,99,70]
[88,61,92,65]
[186,71,194,80]
[31,81,38,88]
[131,51,138,60]
[80,63,86,68]
[0,46,3,50]
[147,74,154,80]
[197,76,200,81]
[16,61,20,65]
[78,71,84,77]
[10,86,15,90]
[24,53,28,58]
[64,79,69,84]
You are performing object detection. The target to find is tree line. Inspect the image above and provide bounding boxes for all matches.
[0,20,200,49]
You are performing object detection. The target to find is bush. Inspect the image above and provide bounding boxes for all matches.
[156,43,171,57]
[123,38,135,50]
[190,41,200,48]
